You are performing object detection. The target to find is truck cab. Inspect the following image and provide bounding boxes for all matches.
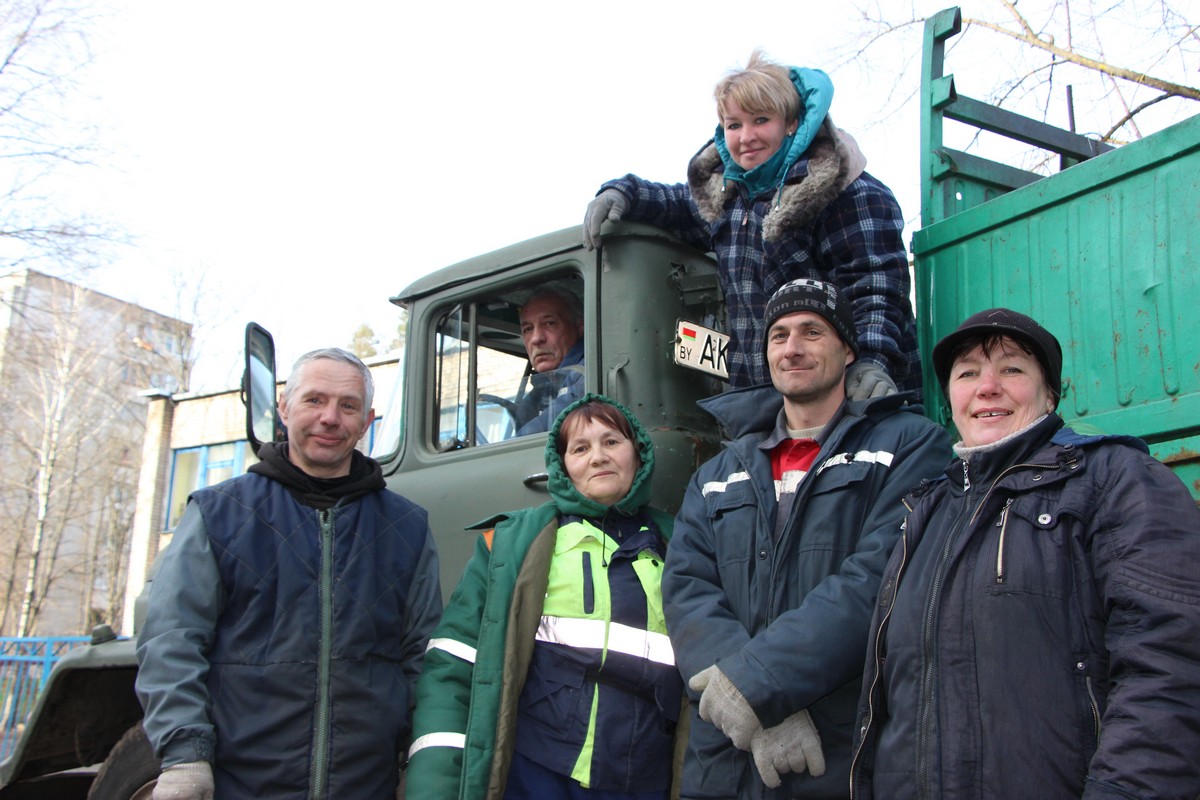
[264,222,726,595]
[376,223,725,589]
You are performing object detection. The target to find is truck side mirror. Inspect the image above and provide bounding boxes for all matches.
[244,322,279,452]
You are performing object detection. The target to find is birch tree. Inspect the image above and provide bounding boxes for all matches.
[0,274,188,635]
[0,0,110,278]
[0,3,203,636]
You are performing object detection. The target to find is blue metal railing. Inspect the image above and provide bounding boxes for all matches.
[0,636,90,760]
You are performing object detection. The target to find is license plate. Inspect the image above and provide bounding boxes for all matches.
[674,320,729,379]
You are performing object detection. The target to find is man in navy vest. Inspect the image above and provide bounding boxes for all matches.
[136,348,442,800]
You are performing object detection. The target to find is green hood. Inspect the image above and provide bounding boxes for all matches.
[544,392,656,519]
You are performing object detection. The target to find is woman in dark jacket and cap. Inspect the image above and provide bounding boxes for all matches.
[851,308,1200,799]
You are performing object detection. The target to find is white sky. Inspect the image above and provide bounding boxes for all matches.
[68,0,1195,392]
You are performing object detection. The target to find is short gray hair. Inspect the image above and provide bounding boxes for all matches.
[520,287,583,329]
[282,348,374,415]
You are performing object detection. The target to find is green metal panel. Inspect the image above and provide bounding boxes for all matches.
[917,7,1200,500]
[919,8,959,228]
[920,7,1111,227]
[914,112,1200,497]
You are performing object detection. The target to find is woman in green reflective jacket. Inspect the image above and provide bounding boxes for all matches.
[406,394,683,800]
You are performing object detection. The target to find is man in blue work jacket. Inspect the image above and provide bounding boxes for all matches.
[663,279,951,799]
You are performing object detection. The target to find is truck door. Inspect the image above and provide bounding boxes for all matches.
[382,269,589,598]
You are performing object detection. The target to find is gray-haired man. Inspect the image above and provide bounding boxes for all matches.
[513,288,586,436]
[136,348,442,799]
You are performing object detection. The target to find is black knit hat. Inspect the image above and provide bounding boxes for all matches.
[762,278,859,355]
[932,308,1063,405]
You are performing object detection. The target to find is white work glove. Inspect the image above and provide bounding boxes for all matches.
[750,708,826,788]
[689,665,761,751]
[845,361,898,401]
[583,188,629,250]
[153,761,214,800]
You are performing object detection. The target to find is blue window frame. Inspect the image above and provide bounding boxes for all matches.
[164,441,254,531]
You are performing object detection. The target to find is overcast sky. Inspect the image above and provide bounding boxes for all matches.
[69,0,1195,392]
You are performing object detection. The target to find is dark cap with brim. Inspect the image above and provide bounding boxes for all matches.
[932,307,1063,405]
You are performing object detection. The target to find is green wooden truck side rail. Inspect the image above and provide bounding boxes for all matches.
[916,7,1200,499]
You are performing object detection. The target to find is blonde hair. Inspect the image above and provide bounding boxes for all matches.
[714,49,800,124]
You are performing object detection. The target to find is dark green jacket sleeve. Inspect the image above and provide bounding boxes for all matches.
[406,533,493,799]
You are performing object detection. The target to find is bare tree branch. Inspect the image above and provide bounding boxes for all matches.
[1102,90,1180,140]
[964,5,1200,101]
[0,0,111,276]
[834,0,1198,152]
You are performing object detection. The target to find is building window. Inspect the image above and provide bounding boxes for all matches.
[164,442,256,531]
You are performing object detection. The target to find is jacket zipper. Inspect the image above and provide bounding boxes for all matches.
[743,443,780,617]
[763,427,847,616]
[921,455,1064,791]
[849,502,912,800]
[914,461,973,799]
[994,499,1013,584]
[966,458,1059,586]
[967,459,1059,527]
[582,552,595,614]
[311,509,335,800]
[1086,675,1102,743]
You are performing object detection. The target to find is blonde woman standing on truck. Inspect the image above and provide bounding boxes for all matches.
[584,50,919,399]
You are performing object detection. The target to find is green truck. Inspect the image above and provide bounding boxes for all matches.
[0,7,1195,796]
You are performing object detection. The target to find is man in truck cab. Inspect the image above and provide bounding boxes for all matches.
[135,348,443,800]
[662,278,950,798]
[512,287,586,436]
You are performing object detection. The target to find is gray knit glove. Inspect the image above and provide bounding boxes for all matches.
[846,361,898,400]
[750,708,826,788]
[153,761,214,800]
[689,665,761,750]
[583,188,629,250]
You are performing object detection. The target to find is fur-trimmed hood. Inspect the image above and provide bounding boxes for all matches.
[687,115,868,242]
